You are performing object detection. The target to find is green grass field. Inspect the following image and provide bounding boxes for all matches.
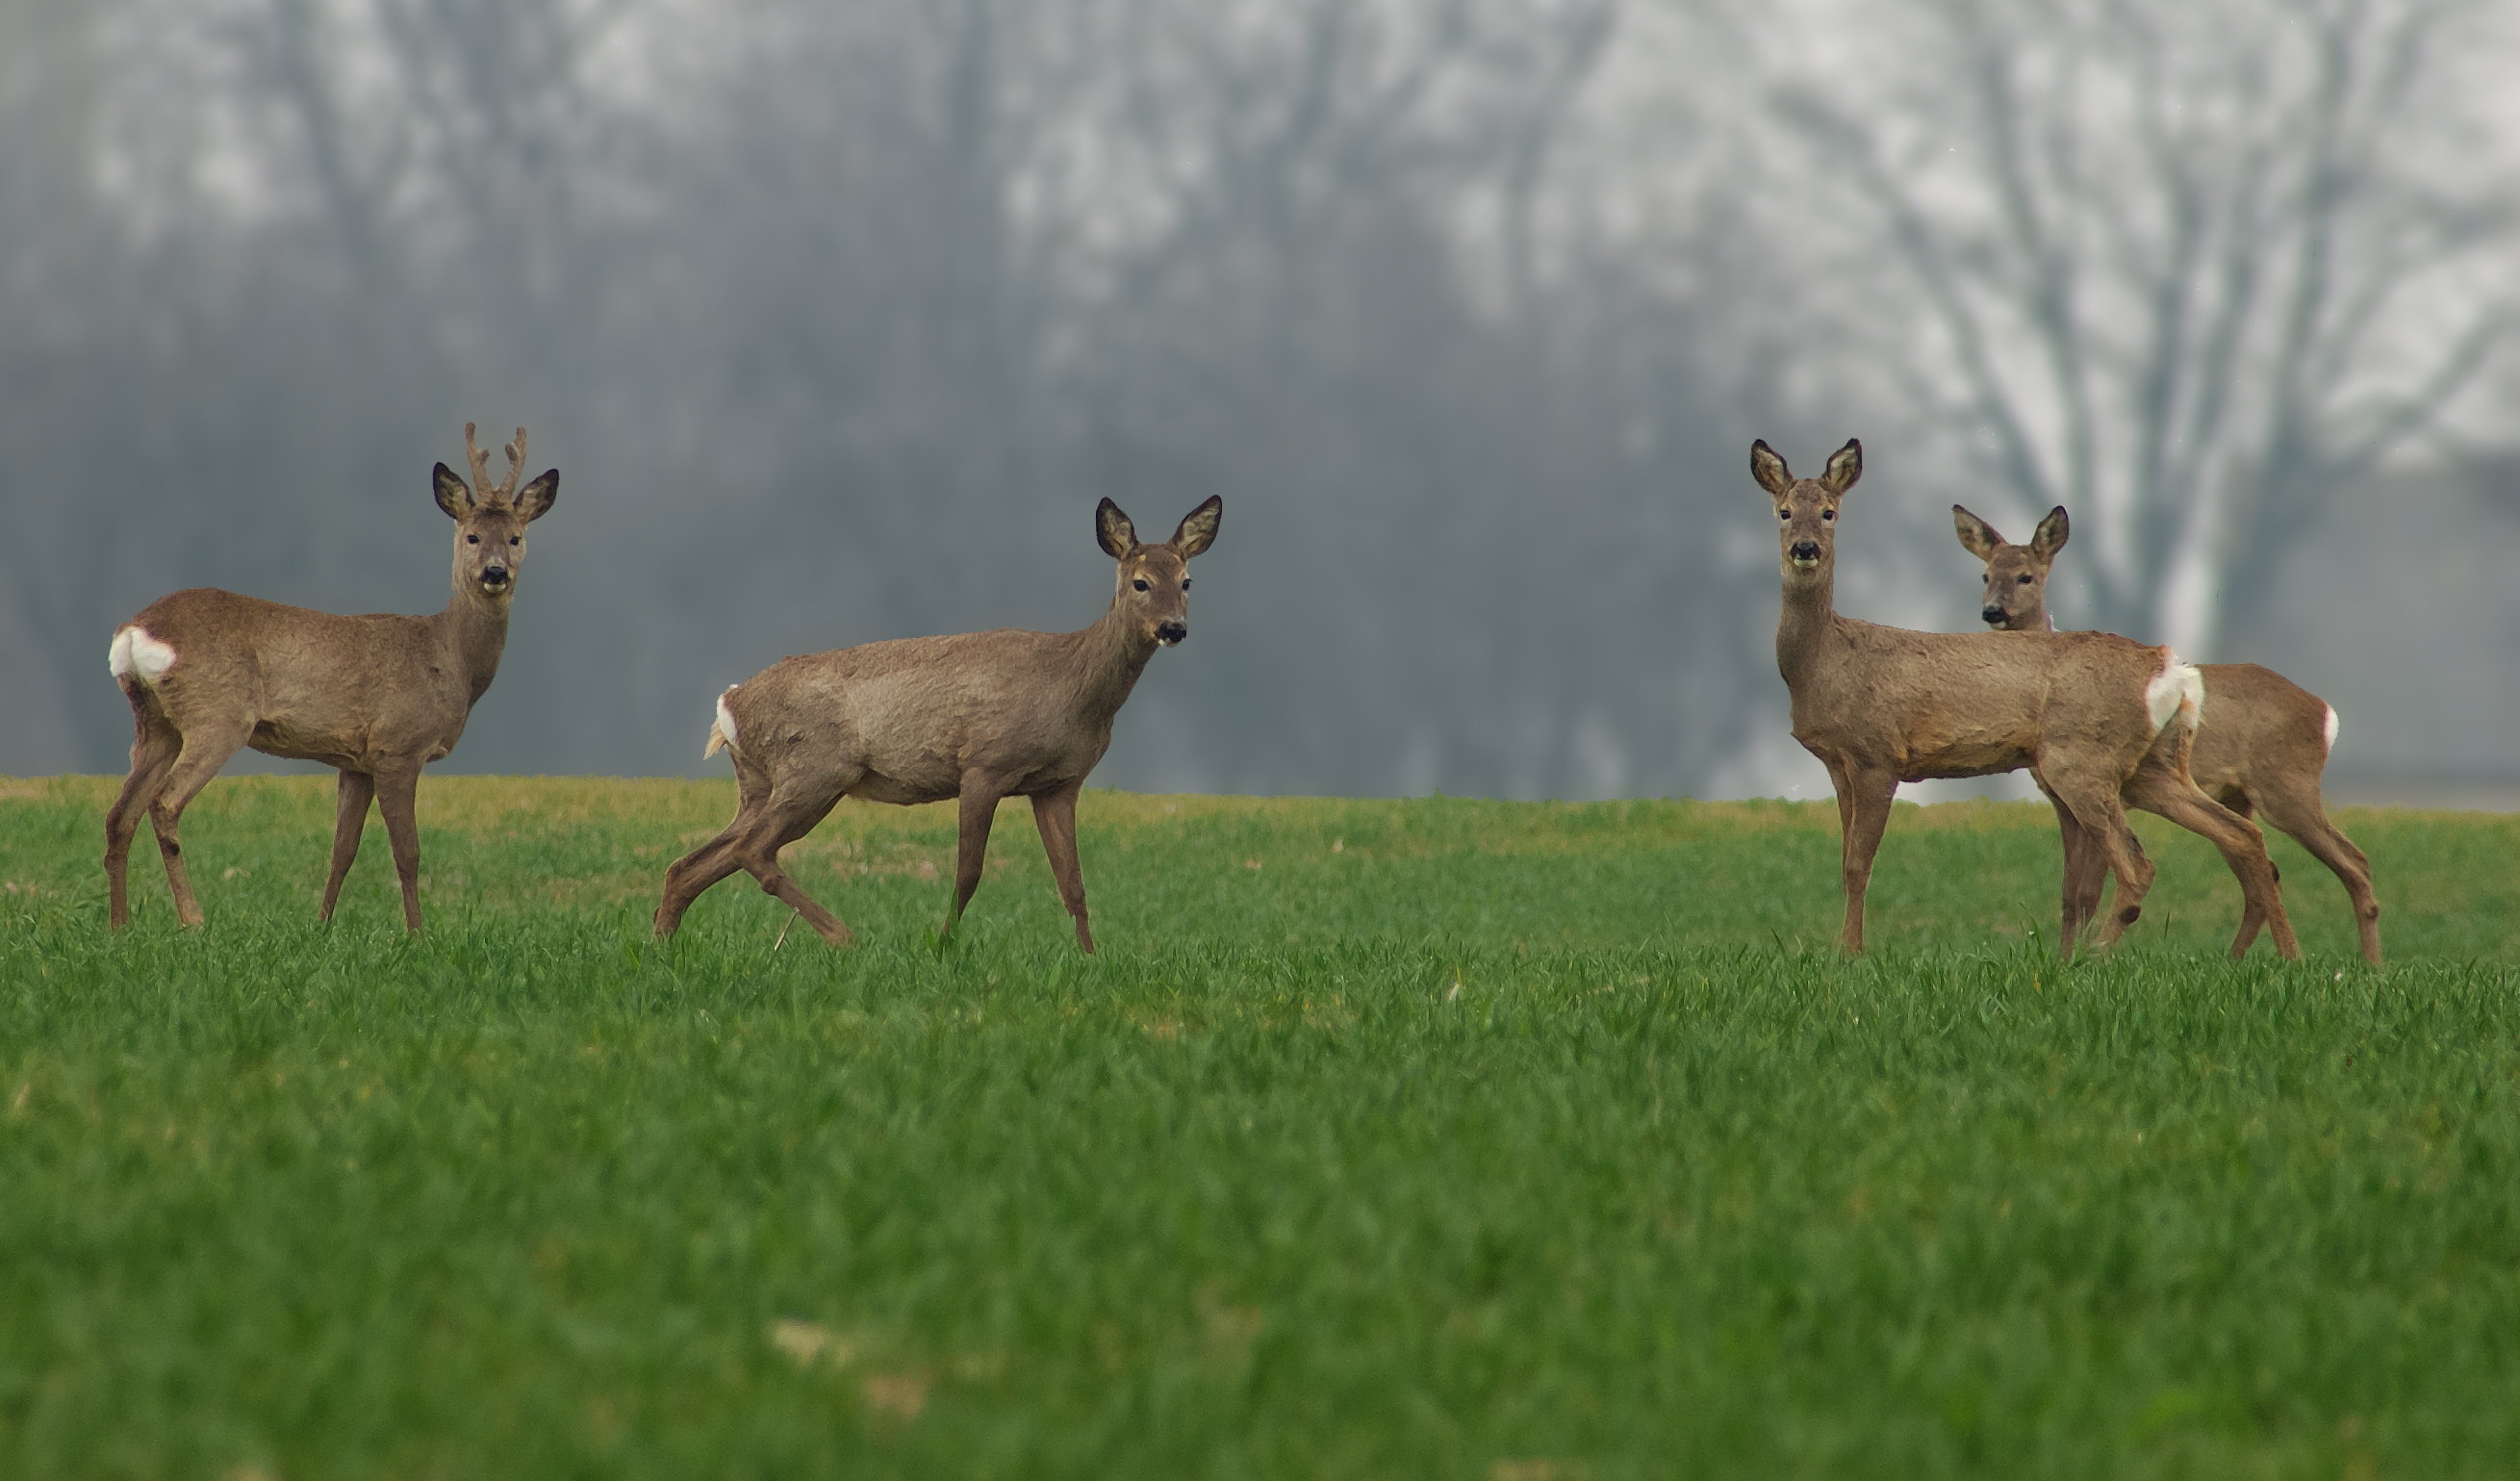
[4,775,2518,1478]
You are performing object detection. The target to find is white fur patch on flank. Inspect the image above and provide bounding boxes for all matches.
[108,626,177,685]
[2323,704,2339,754]
[2145,648,2205,733]
[704,686,741,759]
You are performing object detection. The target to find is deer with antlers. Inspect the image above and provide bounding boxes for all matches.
[652,496,1222,952]
[105,424,558,931]
[1955,503,2378,963]
[1754,438,2296,958]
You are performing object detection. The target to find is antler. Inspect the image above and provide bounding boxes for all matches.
[494,427,527,503]
[462,422,495,498]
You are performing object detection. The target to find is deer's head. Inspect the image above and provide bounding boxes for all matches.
[1953,503,2068,631]
[433,422,559,602]
[1097,495,1222,649]
[1750,438,1862,584]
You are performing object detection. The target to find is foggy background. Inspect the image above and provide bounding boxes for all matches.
[4,0,2515,802]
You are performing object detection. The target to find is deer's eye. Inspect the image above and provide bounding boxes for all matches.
[509,536,521,546]
[1133,578,1150,592]
[2017,575,2032,584]
[1821,509,1835,521]
[1182,578,1191,591]
[467,534,480,545]
[1778,508,1791,522]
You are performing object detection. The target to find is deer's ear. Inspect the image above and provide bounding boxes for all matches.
[1169,496,1222,559]
[2029,504,2070,561]
[1096,498,1138,559]
[514,470,559,523]
[1749,440,1792,497]
[433,463,475,520]
[1953,504,2002,562]
[1821,438,1863,495]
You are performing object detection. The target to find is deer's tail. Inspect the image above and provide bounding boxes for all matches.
[2145,648,2204,733]
[108,625,178,693]
[703,686,741,759]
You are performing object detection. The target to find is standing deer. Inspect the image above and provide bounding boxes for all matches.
[1754,438,2297,958]
[105,424,558,931]
[1954,503,2379,963]
[652,496,1223,952]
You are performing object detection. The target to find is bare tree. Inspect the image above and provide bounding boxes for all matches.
[1775,0,2516,655]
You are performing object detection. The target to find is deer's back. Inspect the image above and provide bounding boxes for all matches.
[2190,662,2334,800]
[729,627,1112,800]
[1793,620,2163,780]
[122,588,464,765]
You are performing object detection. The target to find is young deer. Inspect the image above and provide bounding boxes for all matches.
[1756,439,2296,958]
[1954,504,2380,963]
[106,424,558,931]
[652,496,1223,952]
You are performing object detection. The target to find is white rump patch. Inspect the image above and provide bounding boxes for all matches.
[2144,649,2204,733]
[2323,704,2339,753]
[705,686,741,759]
[108,626,177,685]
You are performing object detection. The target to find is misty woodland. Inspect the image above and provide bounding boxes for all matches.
[4,0,2514,803]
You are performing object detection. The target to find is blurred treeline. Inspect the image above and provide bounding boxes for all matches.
[2,0,2513,797]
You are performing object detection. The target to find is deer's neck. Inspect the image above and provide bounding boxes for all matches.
[1774,568,1837,688]
[433,585,513,707]
[1063,599,1160,723]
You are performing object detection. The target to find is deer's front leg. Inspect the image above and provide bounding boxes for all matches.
[373,766,427,932]
[320,770,376,922]
[947,778,1008,937]
[1836,765,1898,954]
[1031,785,1093,953]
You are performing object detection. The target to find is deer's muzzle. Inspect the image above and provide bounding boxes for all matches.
[1156,619,1188,647]
[1790,541,1821,567]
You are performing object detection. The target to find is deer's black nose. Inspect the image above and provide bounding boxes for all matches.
[1790,540,1821,562]
[1982,605,2005,625]
[1156,619,1188,646]
[483,564,510,585]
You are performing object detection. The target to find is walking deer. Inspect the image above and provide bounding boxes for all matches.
[652,496,1223,952]
[105,424,559,931]
[1754,439,2296,958]
[1954,503,2379,963]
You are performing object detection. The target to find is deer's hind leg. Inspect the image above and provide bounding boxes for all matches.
[142,713,255,929]
[653,828,749,938]
[2043,767,2157,956]
[2125,768,2266,956]
[739,777,854,945]
[2124,767,2299,960]
[654,759,853,944]
[652,766,767,938]
[105,696,183,928]
[700,756,855,945]
[2255,781,2374,963]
